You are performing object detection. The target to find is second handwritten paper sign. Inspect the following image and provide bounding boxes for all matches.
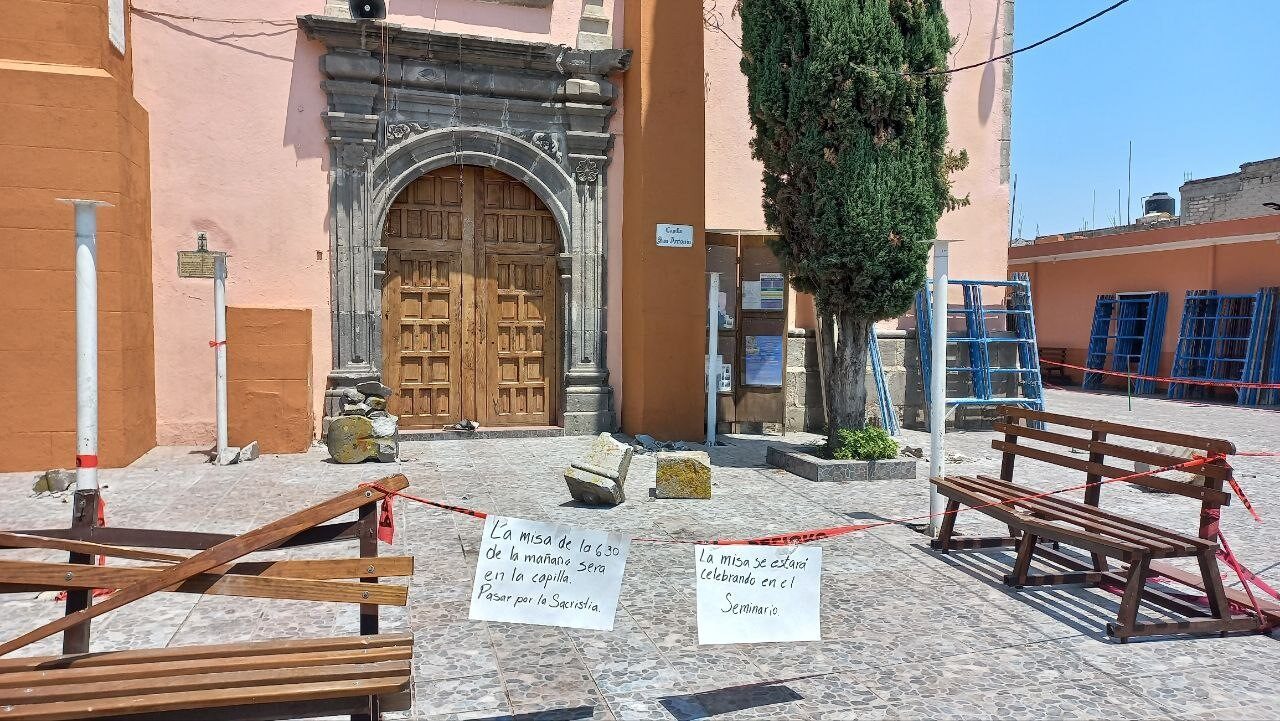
[695,544,822,644]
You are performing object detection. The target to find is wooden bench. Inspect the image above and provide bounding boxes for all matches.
[931,407,1273,640]
[0,476,416,720]
[0,634,412,721]
[1038,347,1073,385]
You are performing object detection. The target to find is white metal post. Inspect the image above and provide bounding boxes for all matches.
[59,199,110,492]
[213,253,229,463]
[706,272,721,448]
[927,240,953,537]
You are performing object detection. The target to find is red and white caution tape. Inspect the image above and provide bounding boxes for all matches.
[1039,357,1280,391]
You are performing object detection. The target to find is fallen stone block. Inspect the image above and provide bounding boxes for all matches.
[32,469,75,494]
[356,380,393,399]
[215,446,242,466]
[655,451,712,499]
[373,437,398,463]
[1134,443,1206,490]
[366,395,388,411]
[238,441,260,463]
[565,433,632,505]
[369,412,398,438]
[342,401,373,416]
[326,415,376,464]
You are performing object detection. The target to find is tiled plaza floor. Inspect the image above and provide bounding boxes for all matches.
[1,388,1278,720]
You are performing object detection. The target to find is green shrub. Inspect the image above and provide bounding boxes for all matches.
[828,426,898,461]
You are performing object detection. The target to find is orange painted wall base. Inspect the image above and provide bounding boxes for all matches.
[227,308,314,454]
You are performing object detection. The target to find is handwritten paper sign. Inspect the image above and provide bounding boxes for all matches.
[695,544,822,645]
[469,516,631,631]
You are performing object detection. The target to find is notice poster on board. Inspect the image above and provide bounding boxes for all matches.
[743,335,784,387]
[759,273,784,310]
[742,281,762,310]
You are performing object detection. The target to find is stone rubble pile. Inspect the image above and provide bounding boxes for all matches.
[325,381,399,464]
[630,434,698,454]
[31,469,75,494]
[215,439,260,466]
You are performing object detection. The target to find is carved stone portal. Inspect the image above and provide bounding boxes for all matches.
[300,16,630,435]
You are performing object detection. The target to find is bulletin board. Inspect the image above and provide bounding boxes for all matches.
[706,231,790,433]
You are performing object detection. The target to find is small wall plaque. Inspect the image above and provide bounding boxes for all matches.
[656,223,694,248]
[177,251,218,278]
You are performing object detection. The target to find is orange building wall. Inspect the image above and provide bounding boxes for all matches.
[0,0,156,472]
[226,308,313,454]
[621,0,708,440]
[1014,229,1280,382]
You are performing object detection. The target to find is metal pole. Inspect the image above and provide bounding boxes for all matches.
[1126,355,1133,412]
[706,272,720,447]
[928,240,953,537]
[213,253,230,463]
[57,199,111,491]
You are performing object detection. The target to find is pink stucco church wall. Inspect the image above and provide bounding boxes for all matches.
[131,0,618,445]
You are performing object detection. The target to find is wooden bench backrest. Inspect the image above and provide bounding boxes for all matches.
[992,407,1235,537]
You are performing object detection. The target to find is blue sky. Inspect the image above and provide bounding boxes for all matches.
[1010,0,1280,239]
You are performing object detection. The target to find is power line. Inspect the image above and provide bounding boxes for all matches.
[918,0,1133,76]
[138,0,1133,78]
[131,7,295,26]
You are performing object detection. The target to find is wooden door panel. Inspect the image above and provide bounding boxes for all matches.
[482,254,555,426]
[477,167,560,253]
[383,168,466,251]
[384,252,462,428]
[381,167,470,430]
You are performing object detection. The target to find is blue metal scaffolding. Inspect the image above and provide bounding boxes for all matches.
[1167,287,1280,405]
[867,326,899,435]
[915,276,1045,417]
[1082,292,1169,394]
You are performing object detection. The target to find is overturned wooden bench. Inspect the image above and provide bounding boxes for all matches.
[0,475,415,720]
[931,407,1276,640]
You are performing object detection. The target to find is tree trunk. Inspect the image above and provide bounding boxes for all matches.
[815,312,836,433]
[826,311,872,432]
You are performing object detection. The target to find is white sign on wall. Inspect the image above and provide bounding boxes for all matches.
[470,516,631,631]
[695,544,822,645]
[656,223,694,248]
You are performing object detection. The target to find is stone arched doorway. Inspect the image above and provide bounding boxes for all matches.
[300,14,630,434]
[381,165,561,429]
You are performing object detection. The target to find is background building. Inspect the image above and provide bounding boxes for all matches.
[1012,156,1280,383]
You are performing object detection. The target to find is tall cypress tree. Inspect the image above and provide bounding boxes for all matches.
[739,0,966,432]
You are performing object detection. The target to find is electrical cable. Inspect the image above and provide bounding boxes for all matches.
[139,1,1133,77]
[917,0,1133,76]
[130,7,295,26]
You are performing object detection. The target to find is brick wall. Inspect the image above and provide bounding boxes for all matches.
[1180,157,1280,225]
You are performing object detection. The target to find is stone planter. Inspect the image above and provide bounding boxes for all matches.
[766,445,917,482]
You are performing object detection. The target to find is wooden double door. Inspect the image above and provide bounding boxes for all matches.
[381,166,559,430]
